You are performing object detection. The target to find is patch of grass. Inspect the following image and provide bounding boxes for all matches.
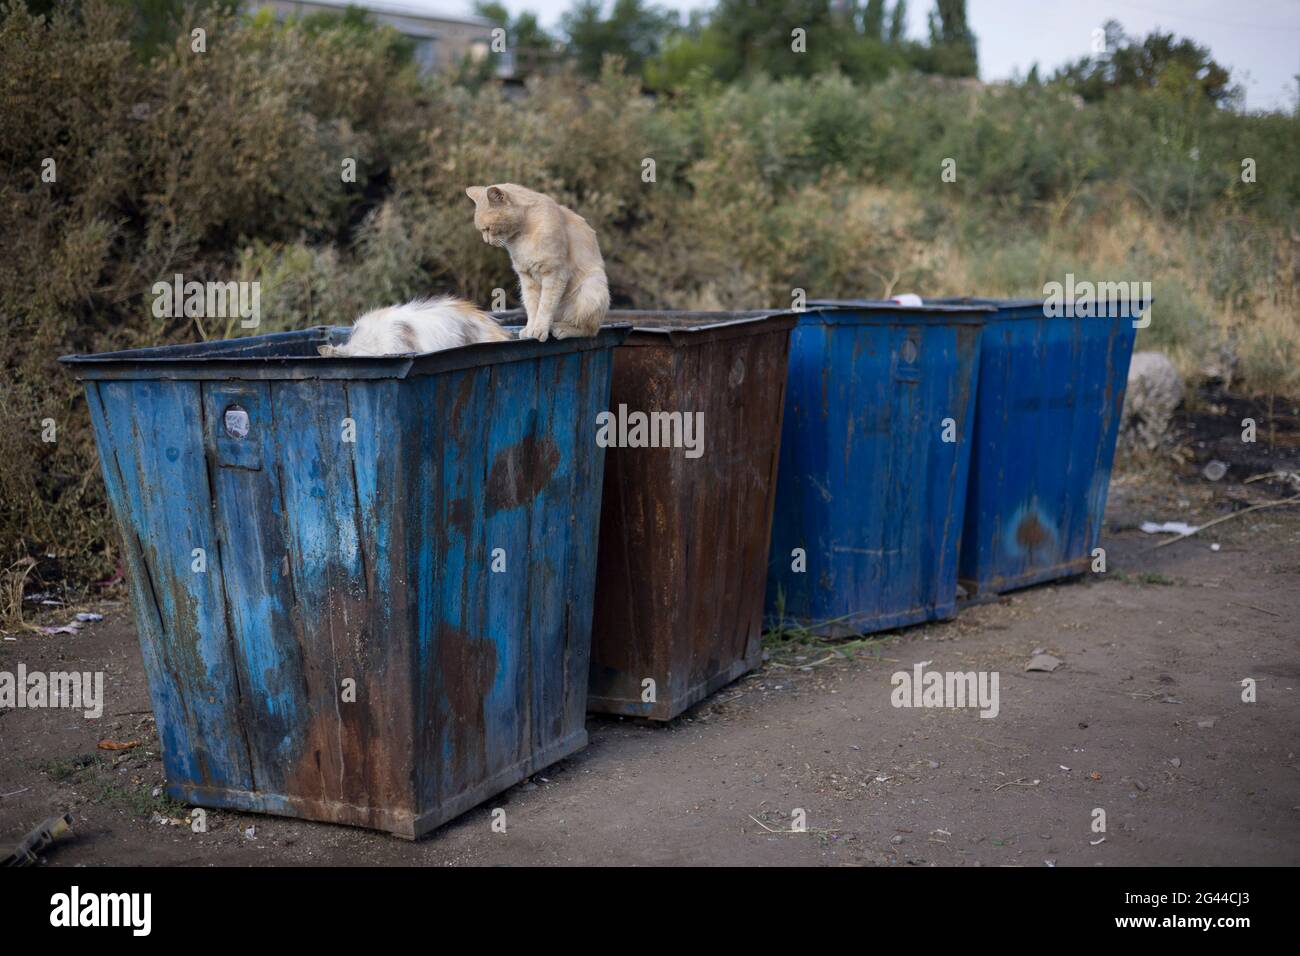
[38,754,99,782]
[91,778,188,820]
[764,586,908,662]
[1135,571,1176,586]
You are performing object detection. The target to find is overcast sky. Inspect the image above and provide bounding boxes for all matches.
[415,0,1300,111]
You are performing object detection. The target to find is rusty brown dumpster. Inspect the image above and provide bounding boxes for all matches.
[587,311,796,720]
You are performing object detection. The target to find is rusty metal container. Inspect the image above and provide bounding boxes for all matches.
[586,311,796,721]
[766,302,989,636]
[932,297,1145,595]
[61,324,626,838]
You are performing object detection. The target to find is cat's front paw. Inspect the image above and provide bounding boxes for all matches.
[520,320,551,343]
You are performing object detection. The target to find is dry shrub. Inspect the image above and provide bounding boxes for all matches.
[1,2,1296,604]
[0,0,423,602]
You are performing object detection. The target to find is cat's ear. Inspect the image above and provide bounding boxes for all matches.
[465,186,486,204]
[486,185,508,206]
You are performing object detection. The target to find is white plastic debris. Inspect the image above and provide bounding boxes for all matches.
[1025,654,1063,672]
[1140,521,1199,535]
[890,294,924,307]
[1202,460,1228,482]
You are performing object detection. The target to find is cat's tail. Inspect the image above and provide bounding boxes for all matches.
[433,296,511,343]
[558,272,610,338]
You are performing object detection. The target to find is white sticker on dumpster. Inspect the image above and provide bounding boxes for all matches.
[224,406,250,439]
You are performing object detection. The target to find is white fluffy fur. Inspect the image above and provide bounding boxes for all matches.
[318,297,509,357]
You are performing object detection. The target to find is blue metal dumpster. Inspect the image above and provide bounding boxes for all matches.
[765,303,989,636]
[933,297,1144,595]
[61,324,627,838]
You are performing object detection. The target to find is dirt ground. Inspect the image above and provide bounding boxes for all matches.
[2,463,1298,867]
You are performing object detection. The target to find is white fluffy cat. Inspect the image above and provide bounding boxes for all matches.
[317,296,509,357]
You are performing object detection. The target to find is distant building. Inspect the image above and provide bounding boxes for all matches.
[248,0,494,74]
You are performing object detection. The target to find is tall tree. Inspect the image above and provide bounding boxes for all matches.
[1054,19,1236,107]
[862,0,886,40]
[562,0,679,78]
[475,1,556,74]
[886,0,907,44]
[924,0,976,76]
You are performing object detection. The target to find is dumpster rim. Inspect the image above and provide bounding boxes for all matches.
[495,309,799,348]
[924,295,1153,318]
[58,324,632,381]
[802,302,990,325]
[808,298,996,315]
[616,309,798,347]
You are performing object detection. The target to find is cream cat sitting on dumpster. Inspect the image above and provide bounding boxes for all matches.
[318,185,610,357]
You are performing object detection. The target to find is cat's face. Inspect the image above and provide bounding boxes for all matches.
[466,185,522,247]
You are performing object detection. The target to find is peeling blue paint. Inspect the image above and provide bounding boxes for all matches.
[64,326,624,838]
[944,298,1143,595]
[766,303,987,636]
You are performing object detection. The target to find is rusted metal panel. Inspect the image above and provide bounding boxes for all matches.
[934,298,1144,595]
[587,311,796,721]
[766,303,989,636]
[62,326,626,838]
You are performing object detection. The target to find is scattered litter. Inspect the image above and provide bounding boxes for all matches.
[2,813,74,866]
[928,760,941,769]
[993,778,1040,792]
[890,294,923,307]
[1140,521,1199,535]
[1196,717,1217,729]
[1201,460,1228,482]
[1,788,30,799]
[1169,757,1182,768]
[1089,771,1102,781]
[97,738,141,751]
[1210,542,1221,552]
[1044,859,1057,867]
[1152,494,1300,550]
[1059,765,1071,771]
[1025,653,1063,672]
[242,825,257,840]
[36,611,104,636]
